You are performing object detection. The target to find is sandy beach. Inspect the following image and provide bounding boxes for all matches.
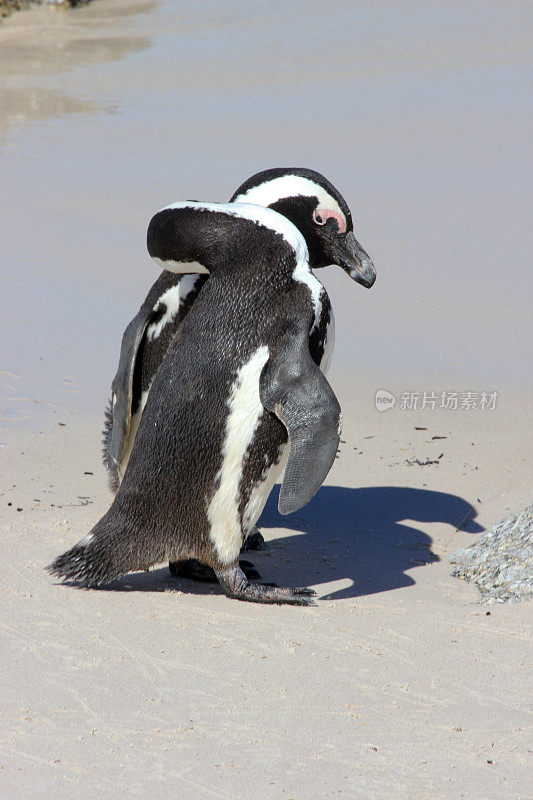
[1,2,532,798]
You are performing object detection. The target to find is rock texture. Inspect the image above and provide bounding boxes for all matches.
[451,503,533,603]
[0,0,87,22]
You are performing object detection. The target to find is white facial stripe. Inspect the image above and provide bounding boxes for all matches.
[207,346,270,565]
[153,257,209,275]
[234,175,346,224]
[146,274,201,342]
[160,200,308,266]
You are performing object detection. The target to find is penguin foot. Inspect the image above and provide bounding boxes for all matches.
[215,564,316,606]
[169,559,260,583]
[241,527,265,552]
[169,559,215,582]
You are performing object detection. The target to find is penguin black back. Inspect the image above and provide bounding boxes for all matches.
[49,202,342,605]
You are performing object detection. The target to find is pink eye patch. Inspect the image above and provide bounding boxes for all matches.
[312,208,347,233]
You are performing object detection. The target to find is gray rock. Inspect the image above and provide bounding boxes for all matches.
[0,0,89,22]
[450,503,532,603]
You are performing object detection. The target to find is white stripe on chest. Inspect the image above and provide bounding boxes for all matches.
[320,307,335,376]
[292,262,326,332]
[207,346,270,565]
[242,444,289,535]
[291,261,336,373]
[146,273,201,341]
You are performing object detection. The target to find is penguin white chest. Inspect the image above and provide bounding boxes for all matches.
[206,346,270,564]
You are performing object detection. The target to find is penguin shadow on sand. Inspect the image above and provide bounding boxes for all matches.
[99,485,482,601]
[252,485,484,600]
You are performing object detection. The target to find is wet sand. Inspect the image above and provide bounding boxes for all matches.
[1,2,532,798]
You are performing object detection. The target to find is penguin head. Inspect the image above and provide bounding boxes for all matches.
[231,167,376,288]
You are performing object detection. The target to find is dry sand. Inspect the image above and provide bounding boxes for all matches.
[2,394,531,799]
[1,1,532,798]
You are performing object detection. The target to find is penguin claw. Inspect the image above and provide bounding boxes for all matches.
[260,584,316,598]
[292,587,317,596]
[215,565,317,607]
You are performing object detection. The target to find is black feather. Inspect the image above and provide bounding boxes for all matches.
[101,399,119,493]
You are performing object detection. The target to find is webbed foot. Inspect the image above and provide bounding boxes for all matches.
[215,564,316,606]
[241,527,265,552]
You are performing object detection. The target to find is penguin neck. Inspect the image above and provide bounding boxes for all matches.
[215,242,298,279]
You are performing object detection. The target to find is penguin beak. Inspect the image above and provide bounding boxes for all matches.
[321,228,376,288]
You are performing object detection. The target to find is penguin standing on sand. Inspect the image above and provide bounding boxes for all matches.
[47,200,374,605]
[101,168,375,581]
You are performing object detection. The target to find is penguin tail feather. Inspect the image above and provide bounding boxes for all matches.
[102,399,119,494]
[46,509,142,587]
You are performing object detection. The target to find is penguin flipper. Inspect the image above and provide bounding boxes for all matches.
[108,305,154,469]
[105,271,208,475]
[260,338,342,515]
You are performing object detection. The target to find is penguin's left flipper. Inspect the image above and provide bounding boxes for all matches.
[260,335,342,516]
[107,306,155,471]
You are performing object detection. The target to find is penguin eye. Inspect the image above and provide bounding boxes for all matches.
[312,208,347,233]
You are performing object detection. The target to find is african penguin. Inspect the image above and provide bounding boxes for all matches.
[101,168,375,581]
[102,168,375,492]
[47,202,350,605]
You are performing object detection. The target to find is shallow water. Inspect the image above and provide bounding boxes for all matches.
[1,0,532,431]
